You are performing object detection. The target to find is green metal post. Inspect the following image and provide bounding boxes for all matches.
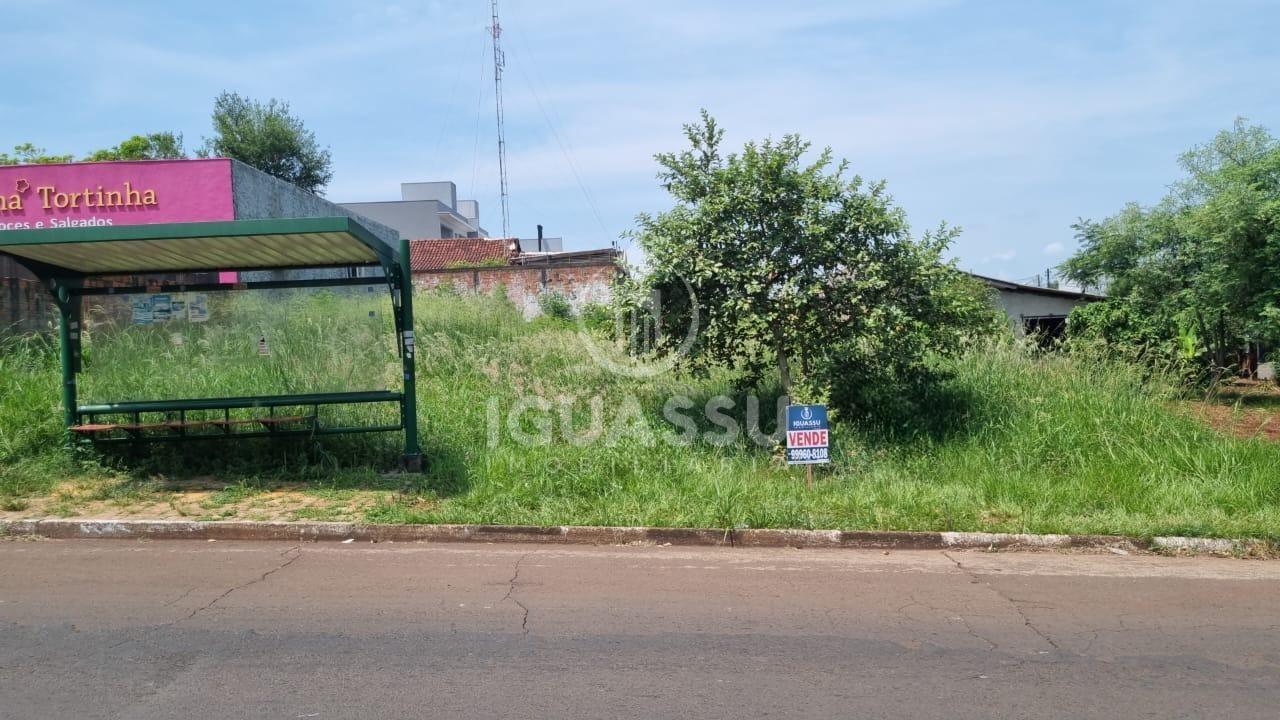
[398,237,423,471]
[56,286,78,436]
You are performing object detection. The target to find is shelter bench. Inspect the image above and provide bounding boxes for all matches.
[72,390,404,443]
[1,216,424,470]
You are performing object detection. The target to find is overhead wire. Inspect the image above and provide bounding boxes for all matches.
[508,26,614,244]
[430,32,487,171]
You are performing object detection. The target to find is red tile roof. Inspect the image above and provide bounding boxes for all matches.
[409,238,514,271]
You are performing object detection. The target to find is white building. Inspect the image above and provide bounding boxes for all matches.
[340,181,488,240]
[970,273,1104,338]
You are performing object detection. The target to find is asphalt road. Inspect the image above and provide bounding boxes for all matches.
[2,540,1279,719]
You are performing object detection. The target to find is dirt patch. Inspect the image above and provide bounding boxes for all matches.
[1188,403,1280,441]
[1180,379,1280,441]
[0,480,393,523]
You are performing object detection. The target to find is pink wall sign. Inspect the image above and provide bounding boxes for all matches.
[0,159,234,232]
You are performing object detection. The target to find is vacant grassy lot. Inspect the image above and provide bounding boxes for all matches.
[2,289,1278,539]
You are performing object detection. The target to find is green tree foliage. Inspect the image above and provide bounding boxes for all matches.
[2,134,185,165]
[84,132,186,161]
[0,143,73,165]
[629,111,998,417]
[201,92,333,194]
[1063,119,1280,371]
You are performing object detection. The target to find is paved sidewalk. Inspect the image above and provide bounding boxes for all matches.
[2,540,1278,719]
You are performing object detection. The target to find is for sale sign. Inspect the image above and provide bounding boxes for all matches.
[785,404,830,465]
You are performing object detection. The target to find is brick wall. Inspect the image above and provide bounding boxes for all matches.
[413,261,620,318]
[0,256,53,334]
[1,279,54,334]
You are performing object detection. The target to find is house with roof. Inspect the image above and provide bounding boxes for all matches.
[969,272,1104,339]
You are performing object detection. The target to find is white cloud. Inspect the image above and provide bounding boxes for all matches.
[1042,242,1065,255]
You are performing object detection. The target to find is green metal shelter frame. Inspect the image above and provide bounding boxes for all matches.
[0,216,423,471]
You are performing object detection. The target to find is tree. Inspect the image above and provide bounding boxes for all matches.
[2,134,185,165]
[201,92,333,194]
[0,143,73,165]
[85,133,186,161]
[629,111,997,417]
[1062,119,1280,373]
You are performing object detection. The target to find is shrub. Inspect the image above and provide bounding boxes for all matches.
[538,291,574,321]
[579,302,614,334]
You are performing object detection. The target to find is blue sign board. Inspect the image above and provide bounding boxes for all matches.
[785,404,830,465]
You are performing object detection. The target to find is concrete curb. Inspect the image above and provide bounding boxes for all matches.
[4,518,1265,555]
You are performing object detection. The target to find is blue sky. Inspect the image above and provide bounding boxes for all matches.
[3,0,1278,281]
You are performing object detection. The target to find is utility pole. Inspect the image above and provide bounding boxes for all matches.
[489,0,511,238]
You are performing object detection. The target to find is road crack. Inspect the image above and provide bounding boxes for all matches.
[898,592,999,651]
[942,550,1060,652]
[162,586,197,608]
[107,545,303,650]
[501,553,530,636]
[183,545,302,621]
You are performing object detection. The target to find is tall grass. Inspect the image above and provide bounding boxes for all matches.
[78,289,398,400]
[3,288,1279,538]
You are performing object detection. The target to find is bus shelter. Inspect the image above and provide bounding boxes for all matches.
[0,216,423,471]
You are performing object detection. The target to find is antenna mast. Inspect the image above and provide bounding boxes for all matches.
[489,0,511,238]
